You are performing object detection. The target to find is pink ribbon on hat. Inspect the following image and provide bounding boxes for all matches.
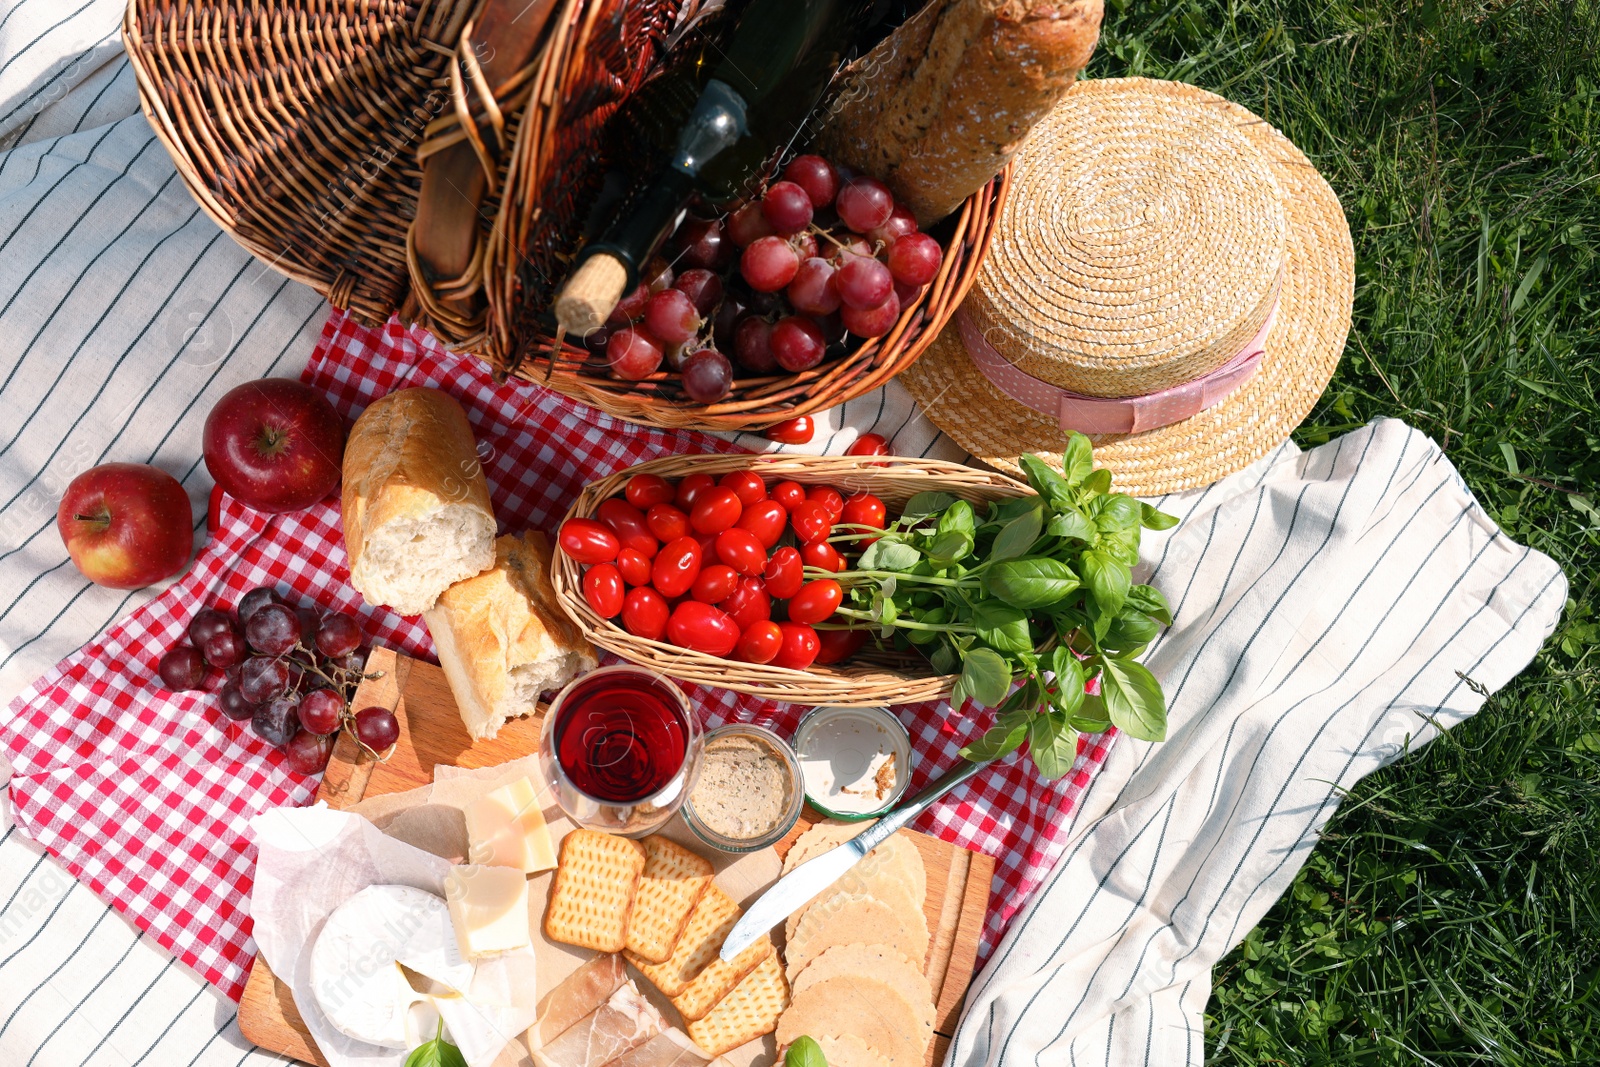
[958,299,1278,435]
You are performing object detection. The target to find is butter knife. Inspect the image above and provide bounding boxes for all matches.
[720,756,995,961]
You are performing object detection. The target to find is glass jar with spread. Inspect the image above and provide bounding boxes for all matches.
[791,705,914,820]
[681,723,804,852]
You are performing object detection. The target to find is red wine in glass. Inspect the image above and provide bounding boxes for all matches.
[553,671,690,802]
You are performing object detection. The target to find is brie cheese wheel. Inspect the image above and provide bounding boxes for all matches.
[310,884,477,1048]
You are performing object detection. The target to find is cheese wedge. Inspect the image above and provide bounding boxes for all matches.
[465,777,557,872]
[445,864,531,959]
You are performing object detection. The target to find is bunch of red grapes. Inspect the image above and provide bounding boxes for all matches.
[156,588,394,775]
[593,154,944,403]
[558,468,889,669]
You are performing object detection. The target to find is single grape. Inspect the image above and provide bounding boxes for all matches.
[330,650,368,678]
[827,236,874,268]
[218,682,256,721]
[610,281,650,325]
[239,655,291,704]
[188,608,236,650]
[295,605,321,645]
[681,349,734,402]
[787,257,841,316]
[741,236,800,292]
[726,202,774,247]
[643,288,701,346]
[642,255,674,293]
[789,232,819,261]
[893,278,925,305]
[158,647,206,690]
[298,688,345,735]
[252,695,299,748]
[316,612,363,658]
[815,311,846,346]
[835,256,894,310]
[841,290,902,338]
[733,316,780,373]
[673,217,729,270]
[868,205,919,248]
[745,288,784,318]
[284,730,335,775]
[663,341,693,373]
[782,154,839,208]
[201,630,247,670]
[607,327,665,380]
[713,290,747,350]
[836,176,895,233]
[354,706,401,753]
[245,602,300,656]
[237,586,282,623]
[673,268,724,317]
[770,316,827,372]
[761,181,813,234]
[888,231,943,287]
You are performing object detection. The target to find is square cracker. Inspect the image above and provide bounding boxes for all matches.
[627,884,741,997]
[670,928,772,1022]
[685,954,790,1056]
[544,829,646,953]
[626,836,715,963]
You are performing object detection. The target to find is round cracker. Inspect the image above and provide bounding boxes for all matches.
[777,977,929,1067]
[784,856,926,946]
[792,943,935,1034]
[783,820,872,874]
[785,891,930,978]
[814,1035,891,1067]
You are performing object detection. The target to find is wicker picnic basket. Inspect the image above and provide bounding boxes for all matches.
[551,454,1033,706]
[121,0,1008,432]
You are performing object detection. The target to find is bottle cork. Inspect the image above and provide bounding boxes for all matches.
[554,254,629,338]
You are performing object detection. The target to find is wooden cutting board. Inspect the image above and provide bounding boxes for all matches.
[238,648,994,1066]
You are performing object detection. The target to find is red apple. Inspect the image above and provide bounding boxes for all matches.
[57,463,194,589]
[203,378,344,513]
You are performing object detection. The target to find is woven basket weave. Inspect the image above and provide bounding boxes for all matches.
[123,0,1008,432]
[552,454,1033,707]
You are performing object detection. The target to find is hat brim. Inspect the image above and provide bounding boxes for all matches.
[901,82,1355,497]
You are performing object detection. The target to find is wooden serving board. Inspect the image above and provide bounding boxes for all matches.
[239,648,994,1067]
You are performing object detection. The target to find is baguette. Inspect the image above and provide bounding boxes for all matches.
[818,0,1103,224]
[425,531,597,740]
[341,388,497,615]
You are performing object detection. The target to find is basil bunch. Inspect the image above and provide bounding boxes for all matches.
[823,434,1178,779]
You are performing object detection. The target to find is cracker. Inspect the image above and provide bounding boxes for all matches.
[791,943,935,1034]
[784,891,930,978]
[685,954,789,1057]
[670,931,772,1022]
[626,885,737,997]
[782,820,871,873]
[544,830,646,953]
[626,836,714,963]
[812,1035,892,1067]
[776,976,929,1067]
[785,834,924,943]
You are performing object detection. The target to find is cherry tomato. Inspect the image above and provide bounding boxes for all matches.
[736,500,787,548]
[719,470,768,506]
[691,564,739,604]
[667,601,740,656]
[616,547,653,586]
[815,627,868,665]
[690,487,743,535]
[646,503,691,542]
[846,433,891,458]
[763,546,804,599]
[675,472,717,510]
[625,473,675,509]
[801,539,844,573]
[651,537,702,598]
[772,622,821,669]
[735,620,783,664]
[841,492,887,547]
[558,518,620,564]
[771,480,808,510]
[716,528,768,575]
[718,576,772,630]
[788,579,843,624]
[597,498,659,558]
[790,499,833,544]
[621,587,670,640]
[696,531,720,561]
[581,563,625,618]
[207,484,224,534]
[764,416,815,444]
[806,486,845,522]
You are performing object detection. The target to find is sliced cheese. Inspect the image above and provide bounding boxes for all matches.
[445,864,531,959]
[465,777,557,873]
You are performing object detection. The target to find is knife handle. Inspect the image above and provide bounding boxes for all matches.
[851,756,993,854]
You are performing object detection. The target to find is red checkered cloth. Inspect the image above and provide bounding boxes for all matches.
[0,310,1117,1002]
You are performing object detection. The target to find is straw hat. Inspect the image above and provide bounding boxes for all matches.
[902,78,1354,496]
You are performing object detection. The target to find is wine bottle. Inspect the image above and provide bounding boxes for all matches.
[553,0,886,336]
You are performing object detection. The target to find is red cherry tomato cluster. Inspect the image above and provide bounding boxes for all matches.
[558,468,893,670]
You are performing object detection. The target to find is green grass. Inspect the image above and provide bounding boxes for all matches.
[1088,1,1600,1062]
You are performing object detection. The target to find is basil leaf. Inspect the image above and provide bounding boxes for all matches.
[785,1036,829,1067]
[1101,611,1161,654]
[1081,548,1131,617]
[1071,692,1114,734]
[1028,711,1078,780]
[1061,434,1094,486]
[1125,583,1172,625]
[959,647,1013,707]
[1140,502,1180,531]
[960,707,1030,762]
[985,557,1080,609]
[971,601,1033,655]
[858,539,921,572]
[405,1031,467,1067]
[937,499,975,538]
[930,641,958,675]
[985,496,1042,526]
[991,504,1044,562]
[949,673,971,708]
[1099,658,1167,741]
[1047,508,1096,543]
[1048,648,1086,718]
[903,491,958,519]
[1081,468,1113,496]
[1093,494,1142,533]
[927,530,974,564]
[1019,453,1071,500]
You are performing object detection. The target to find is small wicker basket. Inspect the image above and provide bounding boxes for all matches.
[551,454,1032,706]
